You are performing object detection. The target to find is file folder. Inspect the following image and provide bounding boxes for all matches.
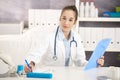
[85,38,111,70]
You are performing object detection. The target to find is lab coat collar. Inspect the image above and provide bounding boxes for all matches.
[58,26,74,42]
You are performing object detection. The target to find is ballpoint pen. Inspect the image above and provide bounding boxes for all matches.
[25,59,32,72]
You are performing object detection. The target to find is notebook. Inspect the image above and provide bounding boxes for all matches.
[84,38,111,70]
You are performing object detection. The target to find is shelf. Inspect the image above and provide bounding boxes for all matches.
[78,17,120,22]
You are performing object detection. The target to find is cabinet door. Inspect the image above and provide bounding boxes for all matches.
[95,27,103,44]
[79,27,85,47]
[29,9,35,29]
[102,28,115,51]
[91,27,103,51]
[35,9,40,27]
[115,28,120,51]
[84,27,91,51]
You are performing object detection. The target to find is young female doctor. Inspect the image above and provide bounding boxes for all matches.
[24,5,104,73]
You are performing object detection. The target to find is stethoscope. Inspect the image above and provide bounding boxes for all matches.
[53,26,77,61]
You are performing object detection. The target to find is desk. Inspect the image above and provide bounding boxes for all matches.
[0,66,114,80]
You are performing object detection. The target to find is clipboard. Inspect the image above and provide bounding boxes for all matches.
[84,38,111,70]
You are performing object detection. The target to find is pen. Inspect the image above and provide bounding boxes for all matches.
[25,59,32,72]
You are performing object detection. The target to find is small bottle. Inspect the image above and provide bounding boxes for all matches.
[85,1,90,17]
[95,8,98,17]
[75,0,79,12]
[90,2,95,17]
[17,64,24,76]
[79,2,85,17]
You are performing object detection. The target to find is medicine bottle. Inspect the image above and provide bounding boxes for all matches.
[85,2,89,17]
[90,2,95,17]
[79,2,85,17]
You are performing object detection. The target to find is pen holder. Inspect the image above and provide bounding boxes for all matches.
[17,65,24,75]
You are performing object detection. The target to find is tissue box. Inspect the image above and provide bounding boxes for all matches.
[116,7,120,12]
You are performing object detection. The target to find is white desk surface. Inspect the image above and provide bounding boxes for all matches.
[0,66,110,80]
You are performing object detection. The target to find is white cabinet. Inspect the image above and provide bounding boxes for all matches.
[28,9,61,30]
[75,0,120,52]
[78,18,120,52]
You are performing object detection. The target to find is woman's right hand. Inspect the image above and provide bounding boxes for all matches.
[24,61,35,73]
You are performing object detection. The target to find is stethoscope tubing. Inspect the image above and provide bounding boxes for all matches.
[53,26,59,60]
[53,26,77,61]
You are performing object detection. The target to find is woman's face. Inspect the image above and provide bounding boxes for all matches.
[60,10,76,33]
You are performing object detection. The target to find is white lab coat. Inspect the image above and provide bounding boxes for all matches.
[26,28,87,67]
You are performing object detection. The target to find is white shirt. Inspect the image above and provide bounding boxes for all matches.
[58,27,74,66]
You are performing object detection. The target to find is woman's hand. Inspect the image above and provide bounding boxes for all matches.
[24,61,35,73]
[97,56,104,67]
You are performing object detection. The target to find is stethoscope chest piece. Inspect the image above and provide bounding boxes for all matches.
[53,55,57,61]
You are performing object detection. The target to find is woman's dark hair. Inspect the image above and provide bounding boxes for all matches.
[61,5,78,21]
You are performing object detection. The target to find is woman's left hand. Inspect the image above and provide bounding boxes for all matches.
[97,56,104,67]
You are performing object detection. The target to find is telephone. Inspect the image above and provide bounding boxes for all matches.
[0,52,17,77]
